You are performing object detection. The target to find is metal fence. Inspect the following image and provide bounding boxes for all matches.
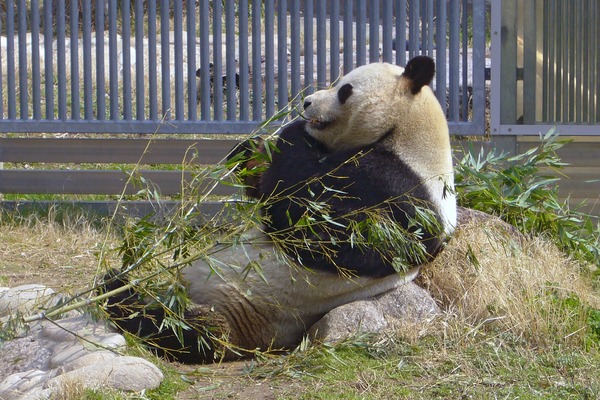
[491,0,600,135]
[0,0,487,136]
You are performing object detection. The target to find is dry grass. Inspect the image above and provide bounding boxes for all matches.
[419,217,599,348]
[1,208,598,399]
[0,210,120,290]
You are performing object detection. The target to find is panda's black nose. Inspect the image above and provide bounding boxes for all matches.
[303,100,312,109]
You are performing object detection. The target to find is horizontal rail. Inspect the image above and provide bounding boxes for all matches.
[0,138,237,164]
[0,169,238,196]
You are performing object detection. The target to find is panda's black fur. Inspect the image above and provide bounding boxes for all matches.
[249,119,444,278]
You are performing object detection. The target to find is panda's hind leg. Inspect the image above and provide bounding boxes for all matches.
[99,270,232,363]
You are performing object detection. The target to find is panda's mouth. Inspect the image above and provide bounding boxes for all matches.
[308,118,333,130]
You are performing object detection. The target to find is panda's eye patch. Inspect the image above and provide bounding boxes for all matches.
[337,83,353,104]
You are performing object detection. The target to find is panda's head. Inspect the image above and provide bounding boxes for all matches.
[302,56,446,152]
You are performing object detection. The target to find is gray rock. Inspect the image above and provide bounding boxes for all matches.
[309,282,439,343]
[0,285,57,317]
[0,288,164,398]
[47,356,164,393]
[0,369,51,400]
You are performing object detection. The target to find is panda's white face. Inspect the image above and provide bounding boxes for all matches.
[302,60,448,157]
[303,62,407,151]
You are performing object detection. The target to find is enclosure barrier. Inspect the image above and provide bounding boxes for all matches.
[1,0,487,210]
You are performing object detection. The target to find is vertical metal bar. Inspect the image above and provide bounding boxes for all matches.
[18,0,28,119]
[226,0,237,120]
[252,0,263,120]
[56,1,67,121]
[316,0,327,87]
[448,0,460,122]
[591,0,596,122]
[290,0,301,107]
[343,0,353,73]
[173,0,184,121]
[568,0,575,122]
[574,0,582,123]
[395,0,406,66]
[500,0,517,125]
[186,0,197,121]
[303,0,314,95]
[582,0,589,123]
[136,0,146,121]
[420,0,427,53]
[554,0,562,121]
[471,0,486,132]
[548,0,555,122]
[0,7,3,119]
[239,0,250,121]
[369,0,379,62]
[42,0,54,120]
[559,1,569,123]
[148,1,158,121]
[426,0,434,56]
[409,0,419,58]
[31,0,42,120]
[264,0,274,117]
[122,0,133,121]
[69,0,79,120]
[277,0,288,112]
[382,0,393,63]
[542,0,549,122]
[160,0,171,120]
[435,0,446,107]
[357,0,367,67]
[82,0,92,120]
[523,1,536,124]
[198,0,210,121]
[330,0,340,82]
[6,0,17,119]
[95,0,106,120]
[461,0,469,121]
[109,0,119,120]
[213,0,224,121]
[592,0,598,123]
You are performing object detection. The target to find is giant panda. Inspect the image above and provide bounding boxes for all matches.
[102,55,456,363]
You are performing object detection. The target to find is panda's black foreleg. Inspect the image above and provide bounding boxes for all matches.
[99,270,228,364]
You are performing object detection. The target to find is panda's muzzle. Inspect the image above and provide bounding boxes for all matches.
[303,101,332,130]
[308,118,332,130]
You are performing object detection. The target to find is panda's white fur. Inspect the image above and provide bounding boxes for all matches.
[303,61,456,234]
[104,56,455,363]
[180,229,419,351]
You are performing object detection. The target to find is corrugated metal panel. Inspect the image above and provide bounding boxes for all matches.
[492,0,600,135]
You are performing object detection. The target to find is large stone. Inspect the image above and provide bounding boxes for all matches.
[1,304,164,399]
[0,285,57,317]
[309,282,439,343]
[46,356,164,393]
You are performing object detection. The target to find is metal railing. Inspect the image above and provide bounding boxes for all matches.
[491,0,600,135]
[0,0,487,136]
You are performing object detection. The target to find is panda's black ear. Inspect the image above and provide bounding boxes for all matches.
[402,56,435,95]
